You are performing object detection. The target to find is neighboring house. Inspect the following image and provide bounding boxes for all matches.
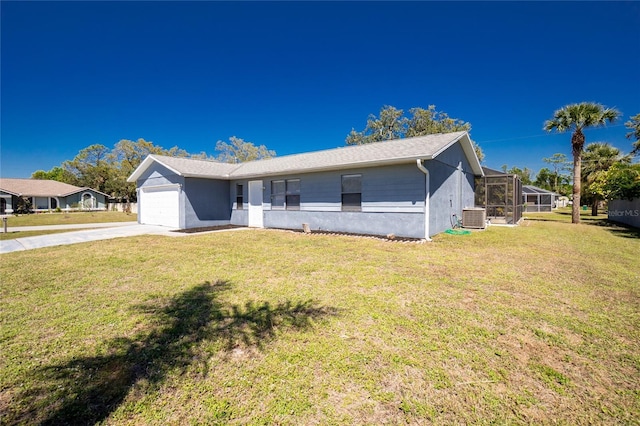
[522,185,558,212]
[0,178,109,214]
[128,131,483,239]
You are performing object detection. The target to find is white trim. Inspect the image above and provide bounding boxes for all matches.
[141,183,182,192]
[127,155,183,183]
[416,159,432,241]
[248,180,264,228]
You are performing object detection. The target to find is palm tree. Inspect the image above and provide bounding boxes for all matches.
[581,142,631,215]
[543,102,621,224]
[625,113,640,156]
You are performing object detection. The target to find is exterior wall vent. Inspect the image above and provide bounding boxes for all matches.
[462,208,486,229]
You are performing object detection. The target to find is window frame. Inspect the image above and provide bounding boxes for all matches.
[271,180,286,210]
[285,179,300,211]
[341,174,362,212]
[236,184,244,210]
[271,179,301,210]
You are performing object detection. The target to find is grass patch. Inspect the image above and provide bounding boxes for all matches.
[4,211,137,227]
[0,229,93,241]
[1,216,638,424]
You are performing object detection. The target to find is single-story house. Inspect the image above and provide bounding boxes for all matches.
[522,185,559,212]
[0,178,109,214]
[127,131,484,239]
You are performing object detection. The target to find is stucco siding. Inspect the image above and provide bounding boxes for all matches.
[427,142,477,235]
[183,177,231,228]
[130,136,479,237]
[252,164,425,213]
[265,210,424,238]
[229,163,428,238]
[136,162,183,188]
[136,162,185,227]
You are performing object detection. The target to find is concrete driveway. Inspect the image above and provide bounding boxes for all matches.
[0,223,181,254]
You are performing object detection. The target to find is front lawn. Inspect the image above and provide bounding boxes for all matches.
[1,217,638,424]
[4,211,137,227]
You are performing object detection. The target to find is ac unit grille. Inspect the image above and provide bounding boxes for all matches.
[462,208,486,229]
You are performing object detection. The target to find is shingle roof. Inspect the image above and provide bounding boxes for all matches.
[128,131,483,182]
[144,155,239,178]
[0,178,106,197]
[523,185,557,195]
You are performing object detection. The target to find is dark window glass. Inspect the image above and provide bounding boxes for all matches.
[342,174,362,211]
[236,184,243,210]
[272,180,285,209]
[286,179,300,210]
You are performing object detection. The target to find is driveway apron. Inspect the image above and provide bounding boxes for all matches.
[0,224,176,254]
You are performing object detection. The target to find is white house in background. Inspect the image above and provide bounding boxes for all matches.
[128,131,484,239]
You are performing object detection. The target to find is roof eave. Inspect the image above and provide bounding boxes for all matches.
[127,155,184,182]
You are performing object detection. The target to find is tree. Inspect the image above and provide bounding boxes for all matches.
[110,139,174,201]
[542,153,570,194]
[589,163,640,201]
[215,136,275,163]
[31,166,77,183]
[405,105,471,137]
[34,138,209,202]
[501,165,533,185]
[543,102,620,224]
[581,142,631,215]
[345,104,483,161]
[534,168,554,191]
[345,105,407,145]
[625,113,640,156]
[62,144,113,193]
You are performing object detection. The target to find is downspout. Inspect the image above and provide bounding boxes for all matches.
[416,159,432,242]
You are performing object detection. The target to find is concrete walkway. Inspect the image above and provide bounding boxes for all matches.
[0,222,182,254]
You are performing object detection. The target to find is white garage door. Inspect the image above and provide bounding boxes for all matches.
[139,185,180,228]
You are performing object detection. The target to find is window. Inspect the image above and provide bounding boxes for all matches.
[271,179,300,210]
[285,179,300,210]
[271,180,286,209]
[236,184,244,210]
[342,174,362,211]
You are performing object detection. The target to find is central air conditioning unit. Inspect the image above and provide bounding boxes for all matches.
[462,208,486,229]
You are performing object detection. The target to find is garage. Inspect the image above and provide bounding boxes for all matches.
[139,184,180,228]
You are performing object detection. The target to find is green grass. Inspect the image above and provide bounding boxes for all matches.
[4,211,137,227]
[0,229,94,241]
[1,215,638,424]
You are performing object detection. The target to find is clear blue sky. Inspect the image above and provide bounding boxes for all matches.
[2,1,639,179]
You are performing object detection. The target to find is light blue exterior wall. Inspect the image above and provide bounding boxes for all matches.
[136,162,187,228]
[257,164,425,238]
[136,163,232,228]
[135,140,478,237]
[183,177,231,228]
[228,157,475,238]
[58,191,108,210]
[0,190,107,213]
[137,162,184,188]
[427,142,477,235]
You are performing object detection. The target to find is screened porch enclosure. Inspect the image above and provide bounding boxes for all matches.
[522,185,556,212]
[474,168,523,224]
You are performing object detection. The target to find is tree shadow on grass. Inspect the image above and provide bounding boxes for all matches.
[525,214,639,239]
[8,280,338,425]
[588,219,640,239]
